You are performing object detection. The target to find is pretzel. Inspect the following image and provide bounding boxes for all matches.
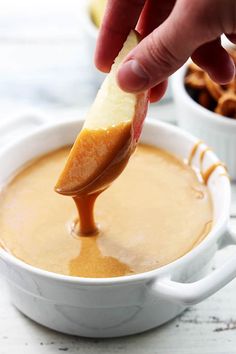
[198,90,212,109]
[215,92,236,118]
[225,79,236,94]
[205,73,236,101]
[204,74,223,101]
[184,62,206,90]
[188,62,204,73]
[185,53,236,119]
[185,71,206,90]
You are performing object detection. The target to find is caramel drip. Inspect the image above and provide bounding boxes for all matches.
[199,147,212,170]
[202,162,226,184]
[73,193,100,235]
[188,140,203,165]
[189,142,228,185]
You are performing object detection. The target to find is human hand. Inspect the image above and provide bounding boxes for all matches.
[95,0,236,102]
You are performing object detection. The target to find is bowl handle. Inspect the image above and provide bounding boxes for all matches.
[150,226,236,306]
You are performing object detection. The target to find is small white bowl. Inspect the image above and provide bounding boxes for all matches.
[0,117,236,338]
[172,63,236,180]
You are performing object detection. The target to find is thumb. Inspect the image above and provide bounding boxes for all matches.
[117,0,223,92]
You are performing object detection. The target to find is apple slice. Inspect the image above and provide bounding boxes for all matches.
[55,30,149,197]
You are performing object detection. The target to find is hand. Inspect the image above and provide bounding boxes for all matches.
[95,0,236,102]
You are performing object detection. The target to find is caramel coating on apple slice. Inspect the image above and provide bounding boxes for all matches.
[55,122,133,196]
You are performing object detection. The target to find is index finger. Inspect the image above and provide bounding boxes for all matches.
[95,0,146,72]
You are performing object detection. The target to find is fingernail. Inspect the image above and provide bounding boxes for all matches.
[118,60,149,92]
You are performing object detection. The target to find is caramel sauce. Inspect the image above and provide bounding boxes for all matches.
[56,123,134,235]
[191,221,212,249]
[188,141,227,184]
[0,146,212,278]
[69,235,131,277]
[188,140,203,165]
[55,123,133,197]
[199,147,212,170]
[202,162,226,184]
[73,193,99,235]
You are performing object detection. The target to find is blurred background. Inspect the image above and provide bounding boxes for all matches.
[0,0,172,125]
[0,0,94,108]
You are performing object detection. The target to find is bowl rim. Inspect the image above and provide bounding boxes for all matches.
[172,62,236,127]
[0,118,230,286]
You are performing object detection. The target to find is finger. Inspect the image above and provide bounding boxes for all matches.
[95,0,146,72]
[136,0,173,102]
[137,0,176,37]
[117,0,225,92]
[150,80,168,103]
[191,39,235,84]
[117,1,207,92]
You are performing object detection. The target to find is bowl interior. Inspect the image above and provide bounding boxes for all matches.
[0,118,230,229]
[0,118,231,281]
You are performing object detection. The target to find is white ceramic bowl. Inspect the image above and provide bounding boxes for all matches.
[172,63,236,180]
[0,118,236,338]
